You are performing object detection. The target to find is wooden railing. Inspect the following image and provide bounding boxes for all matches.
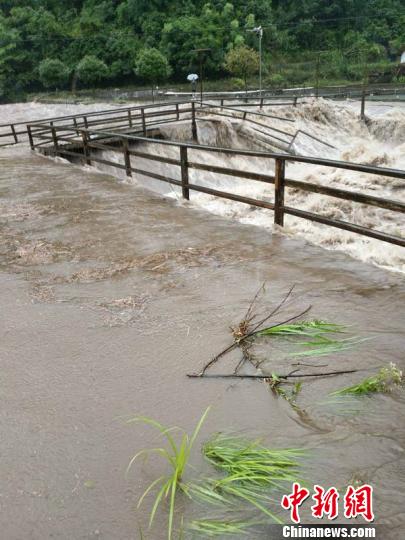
[23,100,301,154]
[28,114,405,248]
[0,100,194,147]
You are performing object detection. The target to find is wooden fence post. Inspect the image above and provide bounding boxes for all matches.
[141,108,146,136]
[10,124,18,144]
[83,116,88,129]
[176,103,180,121]
[51,126,59,157]
[360,89,366,120]
[180,146,190,200]
[122,138,132,177]
[27,125,34,150]
[81,130,91,165]
[191,102,197,141]
[128,109,133,128]
[293,96,298,107]
[274,158,286,226]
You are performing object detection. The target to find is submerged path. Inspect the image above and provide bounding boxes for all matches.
[1,145,405,539]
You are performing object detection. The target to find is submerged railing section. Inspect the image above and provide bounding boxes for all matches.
[21,101,405,248]
[0,101,195,147]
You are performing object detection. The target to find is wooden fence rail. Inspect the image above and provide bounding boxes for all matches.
[0,100,193,147]
[27,117,405,248]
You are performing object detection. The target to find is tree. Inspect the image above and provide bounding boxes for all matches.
[135,47,171,100]
[224,44,259,93]
[38,58,69,90]
[104,31,140,79]
[0,0,404,100]
[76,55,109,88]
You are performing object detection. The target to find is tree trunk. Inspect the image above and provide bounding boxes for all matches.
[71,71,78,95]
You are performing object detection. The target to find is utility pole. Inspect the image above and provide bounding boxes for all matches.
[315,52,321,98]
[192,48,210,105]
[247,26,263,102]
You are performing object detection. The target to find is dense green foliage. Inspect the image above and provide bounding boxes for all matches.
[38,58,70,89]
[0,0,404,100]
[76,55,109,85]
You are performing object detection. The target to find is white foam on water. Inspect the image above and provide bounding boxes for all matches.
[1,98,404,273]
[127,99,405,273]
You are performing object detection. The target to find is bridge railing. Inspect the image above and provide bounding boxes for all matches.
[27,120,405,248]
[0,100,194,147]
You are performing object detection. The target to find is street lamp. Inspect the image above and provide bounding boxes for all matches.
[247,26,263,100]
[191,48,211,105]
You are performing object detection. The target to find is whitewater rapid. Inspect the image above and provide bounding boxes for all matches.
[1,98,404,273]
[119,99,405,273]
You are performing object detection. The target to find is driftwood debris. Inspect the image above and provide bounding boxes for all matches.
[190,284,362,386]
[187,369,359,380]
[198,285,313,377]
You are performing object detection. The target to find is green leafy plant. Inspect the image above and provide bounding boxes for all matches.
[203,434,302,486]
[194,435,304,523]
[257,320,363,358]
[128,413,306,537]
[331,363,403,396]
[126,407,210,540]
[270,379,303,410]
[257,320,345,337]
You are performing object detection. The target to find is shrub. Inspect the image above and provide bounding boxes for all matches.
[224,45,259,92]
[76,55,109,87]
[38,58,70,90]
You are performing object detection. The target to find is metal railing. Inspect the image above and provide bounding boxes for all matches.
[27,108,405,248]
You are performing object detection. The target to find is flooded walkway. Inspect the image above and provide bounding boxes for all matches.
[1,145,405,539]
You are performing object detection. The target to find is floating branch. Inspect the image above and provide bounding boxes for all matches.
[199,284,312,376]
[188,369,359,380]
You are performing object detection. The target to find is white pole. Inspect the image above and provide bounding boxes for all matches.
[259,27,263,100]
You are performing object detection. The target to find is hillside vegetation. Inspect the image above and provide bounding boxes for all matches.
[0,0,404,101]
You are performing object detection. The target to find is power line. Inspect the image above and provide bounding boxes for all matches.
[259,13,400,29]
[3,11,402,44]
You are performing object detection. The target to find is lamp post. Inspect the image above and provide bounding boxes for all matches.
[192,48,211,105]
[247,26,263,103]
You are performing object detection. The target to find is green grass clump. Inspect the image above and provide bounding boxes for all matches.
[192,434,304,523]
[127,416,305,537]
[126,407,210,540]
[203,434,302,488]
[258,320,345,337]
[257,320,364,358]
[331,363,403,396]
[188,517,260,537]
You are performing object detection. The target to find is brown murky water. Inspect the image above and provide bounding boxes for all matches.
[1,107,405,539]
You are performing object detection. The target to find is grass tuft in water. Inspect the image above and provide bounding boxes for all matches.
[257,320,364,358]
[203,434,302,486]
[126,407,210,540]
[331,363,403,396]
[258,320,345,337]
[194,434,304,523]
[188,517,261,537]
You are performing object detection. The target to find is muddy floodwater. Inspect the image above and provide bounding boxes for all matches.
[0,102,405,539]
